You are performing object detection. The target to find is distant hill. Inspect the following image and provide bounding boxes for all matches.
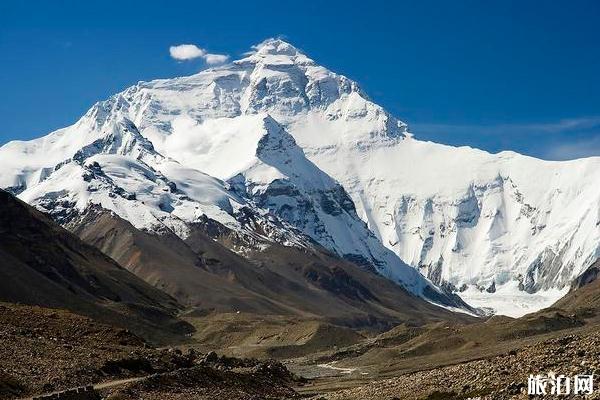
[71,207,474,330]
[0,189,191,343]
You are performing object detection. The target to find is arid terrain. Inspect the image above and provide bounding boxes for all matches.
[314,330,600,399]
[3,188,600,399]
[5,298,600,399]
[0,302,302,400]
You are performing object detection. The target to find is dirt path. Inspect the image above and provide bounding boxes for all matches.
[19,375,148,400]
[93,376,147,390]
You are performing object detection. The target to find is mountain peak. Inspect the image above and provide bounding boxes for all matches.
[77,116,157,160]
[252,38,302,56]
[239,38,314,67]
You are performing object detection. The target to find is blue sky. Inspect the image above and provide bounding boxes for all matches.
[1,0,599,159]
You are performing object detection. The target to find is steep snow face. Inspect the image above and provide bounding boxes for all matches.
[161,112,433,293]
[304,137,600,316]
[2,38,599,315]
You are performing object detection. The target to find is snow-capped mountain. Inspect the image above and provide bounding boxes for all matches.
[193,113,430,291]
[2,38,598,316]
[2,111,306,252]
[0,39,466,311]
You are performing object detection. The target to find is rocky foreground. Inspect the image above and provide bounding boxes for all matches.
[0,303,299,400]
[101,361,299,400]
[6,301,600,399]
[319,330,600,399]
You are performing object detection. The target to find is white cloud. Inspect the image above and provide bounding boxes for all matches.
[169,44,205,61]
[204,53,229,65]
[412,117,600,138]
[165,116,212,154]
[169,44,229,65]
[543,136,600,160]
[411,116,600,160]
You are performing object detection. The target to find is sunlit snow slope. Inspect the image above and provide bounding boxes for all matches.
[2,38,599,316]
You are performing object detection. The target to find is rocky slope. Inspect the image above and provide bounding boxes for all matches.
[0,302,188,398]
[68,207,474,328]
[0,189,190,343]
[0,302,299,400]
[552,258,600,313]
[102,361,300,400]
[320,331,600,399]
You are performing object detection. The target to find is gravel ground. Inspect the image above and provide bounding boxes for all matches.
[319,331,600,399]
[102,362,300,400]
[0,302,301,400]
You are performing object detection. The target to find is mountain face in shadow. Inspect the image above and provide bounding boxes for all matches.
[70,206,475,330]
[0,189,191,343]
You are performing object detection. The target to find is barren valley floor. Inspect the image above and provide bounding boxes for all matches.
[5,300,600,400]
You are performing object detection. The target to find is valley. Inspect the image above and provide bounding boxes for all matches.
[5,284,600,399]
